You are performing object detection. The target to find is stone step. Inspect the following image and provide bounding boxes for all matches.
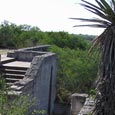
[5,73,25,79]
[6,82,14,86]
[1,57,16,64]
[8,91,22,97]
[10,85,24,91]
[1,65,28,71]
[6,78,21,83]
[2,69,26,75]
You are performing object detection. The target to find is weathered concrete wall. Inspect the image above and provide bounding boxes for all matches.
[25,53,57,115]
[18,45,50,52]
[7,51,46,61]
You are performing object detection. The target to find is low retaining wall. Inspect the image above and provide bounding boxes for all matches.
[7,51,46,61]
[18,45,50,52]
[7,45,50,62]
[71,93,88,115]
[71,93,95,115]
[78,97,95,115]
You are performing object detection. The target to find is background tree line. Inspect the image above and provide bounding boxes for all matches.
[0,20,95,49]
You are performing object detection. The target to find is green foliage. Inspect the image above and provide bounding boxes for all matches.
[0,75,8,109]
[32,109,47,115]
[0,21,16,48]
[49,45,98,103]
[41,32,89,50]
[71,0,115,114]
[0,21,42,48]
[78,34,96,41]
[89,89,96,98]
[0,75,37,115]
[0,95,33,115]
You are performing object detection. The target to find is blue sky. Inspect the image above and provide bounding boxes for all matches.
[0,0,104,35]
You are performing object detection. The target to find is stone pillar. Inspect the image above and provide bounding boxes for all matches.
[71,93,88,115]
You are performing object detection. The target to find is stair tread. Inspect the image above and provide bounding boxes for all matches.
[2,69,26,72]
[10,85,24,91]
[2,70,26,75]
[5,73,25,76]
[7,82,14,84]
[6,78,21,81]
[1,56,15,62]
[8,91,22,95]
[3,61,30,68]
[1,66,28,70]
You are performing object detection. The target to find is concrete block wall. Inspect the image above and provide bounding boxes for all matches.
[25,53,57,115]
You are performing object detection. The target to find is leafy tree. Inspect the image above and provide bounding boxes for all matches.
[0,20,91,49]
[71,0,115,114]
[0,21,16,48]
[78,34,96,41]
[41,31,89,50]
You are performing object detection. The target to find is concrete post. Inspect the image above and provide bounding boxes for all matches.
[71,93,88,115]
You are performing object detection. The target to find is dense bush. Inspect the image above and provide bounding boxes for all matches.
[40,32,89,50]
[49,45,99,103]
[0,21,42,48]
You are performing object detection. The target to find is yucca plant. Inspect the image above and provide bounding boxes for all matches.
[71,0,115,115]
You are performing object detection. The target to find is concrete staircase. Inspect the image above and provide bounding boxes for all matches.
[1,64,30,96]
[1,65,28,86]
[0,57,30,94]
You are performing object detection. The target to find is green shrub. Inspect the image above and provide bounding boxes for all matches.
[40,32,89,50]
[49,45,99,103]
[0,74,37,115]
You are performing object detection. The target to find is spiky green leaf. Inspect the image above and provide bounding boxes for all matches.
[73,24,107,28]
[70,18,111,26]
[95,0,106,11]
[81,0,102,11]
